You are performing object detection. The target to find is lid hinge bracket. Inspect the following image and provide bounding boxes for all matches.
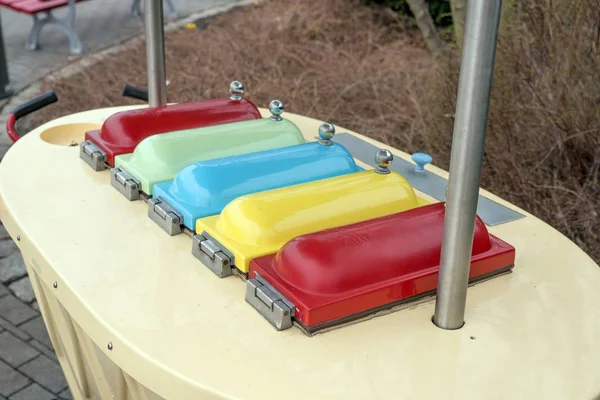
[192,232,234,278]
[148,197,183,236]
[246,274,294,331]
[110,167,141,201]
[80,141,107,171]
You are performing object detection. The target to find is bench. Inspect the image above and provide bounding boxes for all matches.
[1,0,179,55]
[0,0,87,54]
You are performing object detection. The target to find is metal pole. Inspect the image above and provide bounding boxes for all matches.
[433,0,503,330]
[0,12,13,99]
[145,0,167,107]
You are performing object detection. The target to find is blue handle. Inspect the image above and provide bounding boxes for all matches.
[411,152,432,172]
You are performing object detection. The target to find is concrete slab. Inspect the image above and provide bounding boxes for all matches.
[0,296,35,326]
[0,332,38,368]
[8,383,54,400]
[0,359,29,397]
[17,356,67,395]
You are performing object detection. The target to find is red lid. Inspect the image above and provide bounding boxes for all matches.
[250,202,516,330]
[85,98,261,165]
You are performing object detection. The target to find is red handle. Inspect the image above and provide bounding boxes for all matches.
[6,91,58,143]
[6,113,18,143]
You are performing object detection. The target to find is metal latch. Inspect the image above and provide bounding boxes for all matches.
[192,232,234,278]
[79,141,107,171]
[246,274,294,331]
[148,197,183,236]
[110,167,141,201]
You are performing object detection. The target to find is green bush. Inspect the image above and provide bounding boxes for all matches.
[366,0,453,27]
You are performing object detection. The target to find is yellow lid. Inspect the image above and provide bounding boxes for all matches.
[196,170,420,272]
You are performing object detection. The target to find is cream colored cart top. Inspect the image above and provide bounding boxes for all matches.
[1,106,599,400]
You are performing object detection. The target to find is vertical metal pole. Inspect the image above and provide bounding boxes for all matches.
[433,0,503,330]
[0,12,13,99]
[145,0,167,107]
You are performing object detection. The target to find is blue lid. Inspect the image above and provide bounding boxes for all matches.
[152,142,362,229]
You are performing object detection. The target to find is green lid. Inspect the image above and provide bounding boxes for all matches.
[114,118,305,194]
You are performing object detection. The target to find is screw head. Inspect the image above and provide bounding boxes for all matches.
[107,342,113,350]
[318,122,335,145]
[16,235,20,241]
[375,149,393,174]
[229,80,244,100]
[52,281,57,288]
[269,100,284,120]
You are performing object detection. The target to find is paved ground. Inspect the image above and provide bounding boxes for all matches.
[0,0,247,398]
[0,229,71,399]
[1,0,237,93]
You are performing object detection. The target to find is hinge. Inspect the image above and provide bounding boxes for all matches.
[110,167,141,201]
[79,141,107,171]
[192,232,234,278]
[246,274,294,331]
[148,197,183,236]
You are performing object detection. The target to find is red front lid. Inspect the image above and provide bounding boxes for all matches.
[85,98,261,165]
[250,202,516,329]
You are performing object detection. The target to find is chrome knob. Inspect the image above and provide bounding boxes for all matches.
[375,149,393,174]
[269,100,284,121]
[318,122,335,146]
[229,80,244,100]
[412,152,432,172]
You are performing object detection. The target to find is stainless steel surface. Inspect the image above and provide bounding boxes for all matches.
[148,197,183,236]
[110,167,141,201]
[245,274,294,331]
[229,80,244,100]
[331,133,523,226]
[374,149,393,174]
[433,0,503,330]
[145,0,167,107]
[268,100,284,121]
[192,233,234,278]
[317,122,335,146]
[80,141,107,171]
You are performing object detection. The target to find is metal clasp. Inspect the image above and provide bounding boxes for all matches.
[246,274,294,331]
[148,197,183,236]
[110,167,141,201]
[191,232,233,278]
[79,141,107,171]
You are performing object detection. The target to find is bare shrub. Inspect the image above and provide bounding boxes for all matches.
[414,0,600,261]
[24,0,600,261]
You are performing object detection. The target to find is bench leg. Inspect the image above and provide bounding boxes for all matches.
[25,14,44,51]
[24,0,83,55]
[165,0,178,19]
[59,2,83,55]
[131,0,178,19]
[131,0,142,17]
